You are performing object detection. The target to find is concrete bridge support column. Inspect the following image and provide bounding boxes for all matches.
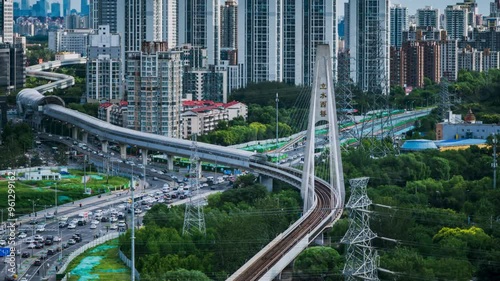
[120,144,127,160]
[72,127,78,139]
[102,141,108,153]
[260,175,273,192]
[82,132,88,143]
[166,154,174,171]
[66,124,73,136]
[196,160,202,179]
[142,149,148,166]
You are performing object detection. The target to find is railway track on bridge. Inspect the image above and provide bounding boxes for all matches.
[233,170,335,281]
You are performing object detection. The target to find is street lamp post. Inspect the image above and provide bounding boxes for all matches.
[275,93,279,164]
[55,183,58,215]
[28,199,39,237]
[130,163,136,281]
[493,135,497,189]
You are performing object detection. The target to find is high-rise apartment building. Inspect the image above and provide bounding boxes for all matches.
[81,0,89,16]
[0,42,25,93]
[51,2,61,17]
[395,38,441,88]
[390,4,408,47]
[238,0,337,86]
[178,0,219,65]
[445,5,468,40]
[90,0,123,33]
[126,42,183,138]
[491,0,500,17]
[348,0,390,94]
[1,0,14,44]
[124,0,162,52]
[440,35,459,81]
[417,6,439,29]
[63,0,70,16]
[456,0,477,28]
[344,2,351,49]
[86,25,122,103]
[220,0,237,49]
[237,0,282,83]
[162,0,177,48]
[20,0,28,10]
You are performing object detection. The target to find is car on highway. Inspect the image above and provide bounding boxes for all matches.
[109,216,118,222]
[39,251,47,260]
[68,239,76,245]
[25,238,34,244]
[90,224,97,229]
[59,215,68,221]
[109,224,118,230]
[34,259,42,266]
[59,221,68,228]
[117,221,126,227]
[45,213,54,219]
[34,235,44,241]
[35,224,46,232]
[27,243,36,249]
[67,223,76,229]
[35,242,44,249]
[0,239,6,246]
[21,252,30,258]
[47,249,55,255]
[18,232,27,239]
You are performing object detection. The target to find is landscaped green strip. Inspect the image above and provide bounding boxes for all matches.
[66,239,130,281]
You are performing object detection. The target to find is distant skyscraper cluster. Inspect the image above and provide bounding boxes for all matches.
[340,0,500,91]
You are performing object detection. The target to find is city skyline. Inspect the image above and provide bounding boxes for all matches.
[15,0,496,19]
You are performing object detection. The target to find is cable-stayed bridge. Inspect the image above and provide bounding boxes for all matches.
[17,45,345,281]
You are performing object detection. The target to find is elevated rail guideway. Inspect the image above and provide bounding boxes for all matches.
[16,45,345,281]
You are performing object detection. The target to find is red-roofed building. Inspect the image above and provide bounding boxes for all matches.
[97,101,128,127]
[180,100,247,139]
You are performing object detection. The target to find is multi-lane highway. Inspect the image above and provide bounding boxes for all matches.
[1,168,222,281]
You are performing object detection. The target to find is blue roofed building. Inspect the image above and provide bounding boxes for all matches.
[436,109,500,140]
[401,139,438,151]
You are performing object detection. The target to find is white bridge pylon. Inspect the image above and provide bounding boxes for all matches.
[301,44,345,214]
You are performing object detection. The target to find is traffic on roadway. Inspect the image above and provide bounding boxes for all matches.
[1,132,236,281]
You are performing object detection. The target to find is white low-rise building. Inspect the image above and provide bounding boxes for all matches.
[180,100,247,139]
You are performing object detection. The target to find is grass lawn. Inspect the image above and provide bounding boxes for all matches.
[0,170,129,214]
[66,239,130,281]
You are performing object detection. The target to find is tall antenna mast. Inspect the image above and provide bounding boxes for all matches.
[182,135,206,236]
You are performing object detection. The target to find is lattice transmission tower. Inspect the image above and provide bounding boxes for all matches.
[341,177,379,281]
[437,78,452,122]
[182,135,206,236]
[336,49,361,146]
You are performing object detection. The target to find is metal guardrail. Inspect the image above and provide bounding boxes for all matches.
[118,249,141,280]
